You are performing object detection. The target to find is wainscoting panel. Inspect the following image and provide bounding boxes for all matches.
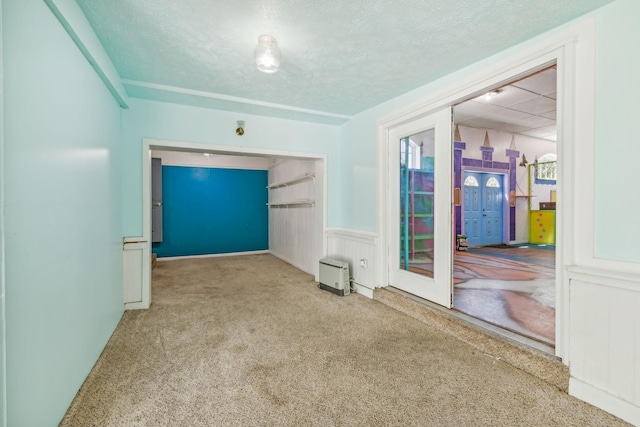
[269,204,316,274]
[568,267,640,425]
[268,159,322,277]
[123,238,150,310]
[326,229,378,298]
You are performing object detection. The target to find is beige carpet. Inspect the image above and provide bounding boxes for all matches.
[60,254,628,426]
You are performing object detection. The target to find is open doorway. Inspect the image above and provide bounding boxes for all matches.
[123,139,327,310]
[452,66,558,347]
[391,66,558,348]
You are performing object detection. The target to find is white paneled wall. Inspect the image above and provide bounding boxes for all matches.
[268,159,323,277]
[123,238,150,310]
[326,229,378,298]
[270,205,316,274]
[568,267,640,425]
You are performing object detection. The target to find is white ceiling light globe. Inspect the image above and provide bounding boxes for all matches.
[255,35,281,74]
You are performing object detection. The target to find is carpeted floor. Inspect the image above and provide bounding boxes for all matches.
[60,254,628,426]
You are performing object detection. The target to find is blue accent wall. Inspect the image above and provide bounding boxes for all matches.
[153,166,268,257]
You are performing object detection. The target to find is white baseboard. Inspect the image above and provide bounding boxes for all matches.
[569,377,640,426]
[269,251,316,279]
[353,282,374,299]
[157,250,269,261]
[124,300,150,310]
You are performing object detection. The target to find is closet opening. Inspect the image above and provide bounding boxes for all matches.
[128,139,327,310]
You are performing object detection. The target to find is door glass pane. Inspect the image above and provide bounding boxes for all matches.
[400,129,435,278]
[485,177,500,188]
[463,175,479,187]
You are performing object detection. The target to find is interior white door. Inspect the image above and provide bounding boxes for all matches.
[388,107,453,307]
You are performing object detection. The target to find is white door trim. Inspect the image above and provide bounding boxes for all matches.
[138,138,328,309]
[0,1,7,423]
[376,18,598,362]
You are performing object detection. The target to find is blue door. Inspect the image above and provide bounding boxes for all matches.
[481,173,503,246]
[463,172,482,247]
[463,172,503,247]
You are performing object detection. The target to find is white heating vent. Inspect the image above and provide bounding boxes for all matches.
[318,258,350,296]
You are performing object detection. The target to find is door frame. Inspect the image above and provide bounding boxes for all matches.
[461,169,509,247]
[376,18,598,361]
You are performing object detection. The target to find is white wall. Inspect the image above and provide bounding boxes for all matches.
[3,0,124,425]
[268,159,322,277]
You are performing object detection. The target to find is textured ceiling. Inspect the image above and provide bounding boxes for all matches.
[76,0,614,124]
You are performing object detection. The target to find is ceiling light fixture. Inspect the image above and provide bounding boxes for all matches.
[254,35,281,74]
[484,89,501,101]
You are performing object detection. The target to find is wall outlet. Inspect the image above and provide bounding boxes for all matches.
[360,259,368,268]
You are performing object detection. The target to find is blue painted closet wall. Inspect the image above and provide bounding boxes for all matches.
[153,166,268,257]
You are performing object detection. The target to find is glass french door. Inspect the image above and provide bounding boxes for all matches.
[388,107,453,307]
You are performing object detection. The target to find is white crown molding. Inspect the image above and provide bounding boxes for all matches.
[122,79,353,121]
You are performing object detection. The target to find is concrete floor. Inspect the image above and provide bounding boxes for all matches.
[409,245,556,346]
[453,245,555,346]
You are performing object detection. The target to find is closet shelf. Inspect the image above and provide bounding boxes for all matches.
[267,173,315,189]
[267,199,315,207]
